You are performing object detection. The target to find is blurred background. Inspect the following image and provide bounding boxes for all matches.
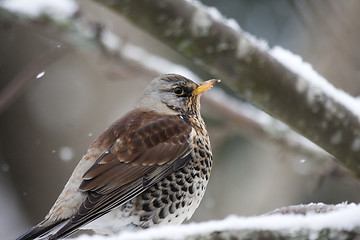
[1,0,360,239]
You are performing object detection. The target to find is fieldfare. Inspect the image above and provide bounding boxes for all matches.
[18,74,220,239]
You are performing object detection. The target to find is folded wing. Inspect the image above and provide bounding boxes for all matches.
[50,110,193,239]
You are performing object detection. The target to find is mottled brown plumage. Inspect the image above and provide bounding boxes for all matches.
[17,74,220,240]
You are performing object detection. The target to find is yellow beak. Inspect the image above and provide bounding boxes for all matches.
[192,79,221,95]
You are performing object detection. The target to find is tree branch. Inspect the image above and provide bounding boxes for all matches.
[84,203,360,240]
[96,0,360,178]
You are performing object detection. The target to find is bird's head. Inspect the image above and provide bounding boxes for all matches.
[137,74,220,115]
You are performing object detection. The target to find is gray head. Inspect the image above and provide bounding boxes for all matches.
[136,74,220,115]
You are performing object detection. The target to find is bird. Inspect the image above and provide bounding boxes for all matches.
[18,74,220,240]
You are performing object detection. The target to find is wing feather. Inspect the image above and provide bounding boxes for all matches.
[50,110,193,239]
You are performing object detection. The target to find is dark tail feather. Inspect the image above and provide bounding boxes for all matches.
[17,220,66,240]
[48,221,81,240]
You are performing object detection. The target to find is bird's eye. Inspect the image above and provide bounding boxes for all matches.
[173,86,184,95]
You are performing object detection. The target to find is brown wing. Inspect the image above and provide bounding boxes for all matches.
[50,110,192,239]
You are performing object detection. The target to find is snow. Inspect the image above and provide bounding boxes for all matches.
[101,31,120,52]
[69,203,360,240]
[236,38,253,59]
[206,6,241,32]
[0,0,78,20]
[36,71,45,79]
[188,0,360,123]
[190,0,268,55]
[59,146,74,162]
[191,2,240,33]
[191,7,212,37]
[132,0,360,128]
[270,46,360,120]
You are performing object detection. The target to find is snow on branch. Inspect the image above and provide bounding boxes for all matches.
[269,47,360,119]
[71,203,360,240]
[0,0,78,20]
[97,0,360,179]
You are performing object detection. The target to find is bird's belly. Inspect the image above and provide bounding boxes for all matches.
[82,169,209,235]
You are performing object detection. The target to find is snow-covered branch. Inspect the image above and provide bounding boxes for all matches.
[97,0,360,179]
[71,203,360,240]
